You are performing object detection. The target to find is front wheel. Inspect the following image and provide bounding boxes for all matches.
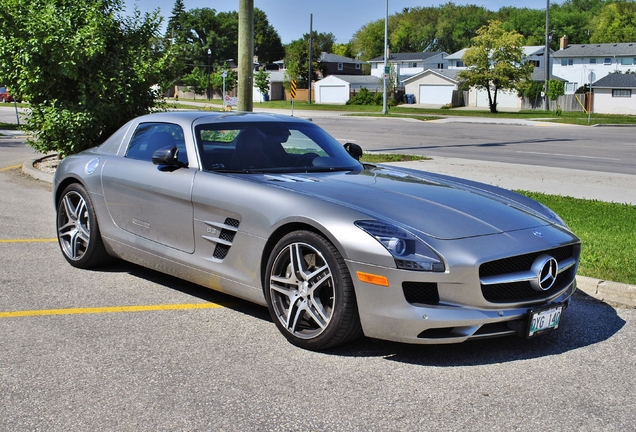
[264,231,362,350]
[56,183,110,268]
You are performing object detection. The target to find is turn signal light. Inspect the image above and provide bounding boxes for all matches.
[357,271,390,287]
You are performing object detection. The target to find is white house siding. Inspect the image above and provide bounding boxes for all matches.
[594,88,636,114]
[469,87,521,109]
[551,60,610,94]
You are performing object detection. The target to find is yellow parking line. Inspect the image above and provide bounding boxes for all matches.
[0,164,22,171]
[0,303,224,319]
[0,238,58,243]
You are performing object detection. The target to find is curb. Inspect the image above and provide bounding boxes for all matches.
[576,276,636,307]
[22,156,55,184]
[20,156,636,309]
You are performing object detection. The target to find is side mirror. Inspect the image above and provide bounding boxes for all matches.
[152,146,187,168]
[344,142,363,161]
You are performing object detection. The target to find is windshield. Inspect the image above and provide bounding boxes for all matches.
[195,121,362,173]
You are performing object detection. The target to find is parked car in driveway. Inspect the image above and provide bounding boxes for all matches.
[52,111,580,350]
[0,86,15,103]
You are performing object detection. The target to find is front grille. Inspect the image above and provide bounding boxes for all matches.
[402,282,439,305]
[479,245,577,303]
[480,245,574,277]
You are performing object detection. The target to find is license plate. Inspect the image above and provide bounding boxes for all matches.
[527,304,563,338]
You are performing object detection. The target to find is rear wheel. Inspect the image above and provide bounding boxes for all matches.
[265,231,362,350]
[56,183,110,268]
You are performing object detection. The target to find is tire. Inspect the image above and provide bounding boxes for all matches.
[264,230,363,350]
[56,183,111,268]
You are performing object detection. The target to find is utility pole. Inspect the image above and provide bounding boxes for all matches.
[238,0,254,112]
[308,14,313,104]
[544,0,550,111]
[382,0,388,115]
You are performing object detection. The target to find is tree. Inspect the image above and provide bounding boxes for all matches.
[254,67,270,98]
[284,32,335,88]
[458,21,534,113]
[0,0,167,156]
[546,79,565,112]
[166,0,186,40]
[590,1,636,43]
[210,66,236,96]
[182,67,208,99]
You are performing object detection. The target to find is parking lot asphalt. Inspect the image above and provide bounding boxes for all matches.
[19,147,635,308]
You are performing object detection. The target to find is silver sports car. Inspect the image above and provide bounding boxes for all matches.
[53,111,580,350]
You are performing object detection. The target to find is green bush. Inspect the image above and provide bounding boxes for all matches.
[0,0,168,156]
[347,88,382,106]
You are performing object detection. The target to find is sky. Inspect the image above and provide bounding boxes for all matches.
[124,0,551,45]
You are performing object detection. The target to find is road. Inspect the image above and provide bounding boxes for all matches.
[1,133,635,430]
[311,116,636,175]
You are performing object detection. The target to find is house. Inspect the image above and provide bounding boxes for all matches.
[467,68,566,109]
[402,69,461,105]
[253,71,286,102]
[447,46,550,70]
[448,46,554,109]
[590,73,636,114]
[319,52,365,76]
[551,37,636,94]
[313,75,383,104]
[368,52,450,85]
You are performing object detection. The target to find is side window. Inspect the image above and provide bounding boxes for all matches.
[125,122,188,165]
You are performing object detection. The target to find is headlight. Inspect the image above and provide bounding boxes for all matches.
[355,220,445,272]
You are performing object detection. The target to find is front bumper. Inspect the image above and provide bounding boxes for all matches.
[349,261,576,344]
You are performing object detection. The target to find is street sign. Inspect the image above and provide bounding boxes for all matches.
[290,80,297,99]
[221,71,228,78]
[384,66,390,74]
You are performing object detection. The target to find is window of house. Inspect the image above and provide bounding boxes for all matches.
[437,63,444,69]
[620,57,634,65]
[455,60,464,67]
[530,60,540,67]
[338,62,343,70]
[604,58,612,65]
[561,59,574,66]
[589,58,597,64]
[355,63,361,69]
[407,62,418,68]
[612,89,631,97]
[565,82,578,93]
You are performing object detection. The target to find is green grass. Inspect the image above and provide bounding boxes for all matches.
[518,191,636,285]
[0,122,21,130]
[361,153,429,163]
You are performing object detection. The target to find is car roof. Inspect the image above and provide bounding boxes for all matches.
[134,110,311,127]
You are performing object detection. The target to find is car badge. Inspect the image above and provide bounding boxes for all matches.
[530,254,559,292]
[533,230,543,237]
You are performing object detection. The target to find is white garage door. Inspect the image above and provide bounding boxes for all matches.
[318,85,347,104]
[419,84,454,105]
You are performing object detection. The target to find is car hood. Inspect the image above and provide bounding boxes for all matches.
[259,167,552,240]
